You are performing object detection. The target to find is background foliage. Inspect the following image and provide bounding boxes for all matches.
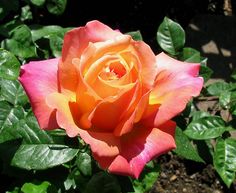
[0,1,235,192]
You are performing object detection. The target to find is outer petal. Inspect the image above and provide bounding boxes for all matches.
[62,20,122,62]
[94,120,176,178]
[151,52,203,126]
[46,92,120,157]
[19,58,59,129]
[59,20,122,93]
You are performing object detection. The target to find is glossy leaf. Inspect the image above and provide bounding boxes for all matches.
[0,19,23,38]
[231,69,236,80]
[14,116,55,144]
[64,169,88,191]
[30,25,67,41]
[46,0,67,15]
[200,65,213,83]
[11,144,79,170]
[21,181,51,193]
[0,79,28,106]
[1,25,36,59]
[219,91,231,109]
[191,111,211,122]
[132,162,160,193]
[20,5,33,21]
[207,81,236,96]
[126,30,143,41]
[213,138,236,188]
[179,47,200,62]
[30,0,46,6]
[6,187,20,193]
[49,33,64,57]
[0,101,25,143]
[85,172,121,193]
[157,17,185,55]
[228,91,236,115]
[76,152,92,176]
[184,116,227,140]
[174,127,204,163]
[0,49,20,80]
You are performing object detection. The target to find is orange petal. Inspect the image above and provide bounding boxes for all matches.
[132,41,157,89]
[59,20,122,94]
[89,82,138,132]
[113,90,150,136]
[46,92,120,157]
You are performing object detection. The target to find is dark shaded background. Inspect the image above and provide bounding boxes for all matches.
[31,0,235,52]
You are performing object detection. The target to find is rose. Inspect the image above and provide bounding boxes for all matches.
[19,20,203,178]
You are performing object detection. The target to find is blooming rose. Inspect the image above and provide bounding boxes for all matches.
[19,20,203,178]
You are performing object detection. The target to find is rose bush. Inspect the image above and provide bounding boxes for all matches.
[19,20,203,178]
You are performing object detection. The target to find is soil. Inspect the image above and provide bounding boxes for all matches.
[150,153,236,193]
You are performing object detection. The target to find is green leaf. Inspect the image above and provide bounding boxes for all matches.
[76,152,92,176]
[0,101,23,128]
[0,79,28,106]
[49,33,64,57]
[225,91,236,115]
[190,111,211,122]
[126,30,143,41]
[1,25,36,59]
[227,91,236,115]
[132,161,160,193]
[21,5,33,21]
[219,91,231,109]
[0,49,20,80]
[213,138,236,187]
[0,101,25,143]
[157,17,185,56]
[231,69,236,80]
[184,116,227,140]
[200,65,213,83]
[199,57,212,83]
[64,169,89,191]
[0,0,19,21]
[174,127,204,163]
[11,144,79,170]
[179,47,200,62]
[21,181,51,193]
[46,0,67,15]
[30,25,68,41]
[30,0,46,6]
[85,172,121,193]
[14,116,55,144]
[207,81,236,96]
[6,187,20,193]
[0,19,23,38]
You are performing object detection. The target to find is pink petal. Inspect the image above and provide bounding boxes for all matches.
[19,58,60,129]
[59,20,122,93]
[151,52,203,126]
[95,120,176,178]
